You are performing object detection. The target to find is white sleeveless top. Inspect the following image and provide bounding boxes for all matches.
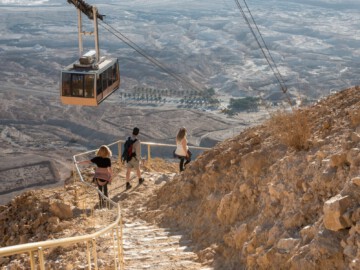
[175,138,188,157]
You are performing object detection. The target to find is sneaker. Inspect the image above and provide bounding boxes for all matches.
[139,178,144,184]
[126,182,132,190]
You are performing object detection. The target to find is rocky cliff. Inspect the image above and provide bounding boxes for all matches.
[144,86,360,269]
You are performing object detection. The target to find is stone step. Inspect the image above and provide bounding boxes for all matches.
[121,221,208,270]
[100,172,213,270]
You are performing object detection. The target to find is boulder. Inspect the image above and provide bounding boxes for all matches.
[323,195,352,231]
[351,177,360,187]
[241,150,268,177]
[49,202,73,220]
[329,152,347,167]
[277,238,300,252]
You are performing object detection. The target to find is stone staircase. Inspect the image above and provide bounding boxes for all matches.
[122,220,210,270]
[108,171,212,270]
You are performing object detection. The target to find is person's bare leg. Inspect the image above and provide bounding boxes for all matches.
[126,168,131,182]
[126,168,132,189]
[136,167,141,178]
[137,167,144,184]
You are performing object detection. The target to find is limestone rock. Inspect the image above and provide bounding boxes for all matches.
[329,152,347,167]
[277,238,300,252]
[348,110,360,126]
[323,194,352,231]
[49,201,73,220]
[241,150,268,177]
[216,192,241,225]
[350,132,360,143]
[300,225,316,244]
[346,148,360,167]
[351,177,360,187]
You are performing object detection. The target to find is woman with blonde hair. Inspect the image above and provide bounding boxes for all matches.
[77,145,112,208]
[174,127,191,172]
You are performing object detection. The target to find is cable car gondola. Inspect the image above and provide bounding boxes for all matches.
[60,0,120,106]
[61,51,120,106]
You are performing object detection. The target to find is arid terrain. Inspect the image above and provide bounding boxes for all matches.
[1,0,359,204]
[1,86,360,269]
[0,84,271,205]
[1,0,360,268]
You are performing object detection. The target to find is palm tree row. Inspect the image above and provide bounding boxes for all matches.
[118,88,220,108]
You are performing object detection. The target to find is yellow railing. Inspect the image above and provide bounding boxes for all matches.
[0,140,211,269]
[112,139,211,164]
[0,148,125,270]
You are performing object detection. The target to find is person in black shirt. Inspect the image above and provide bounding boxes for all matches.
[77,145,112,208]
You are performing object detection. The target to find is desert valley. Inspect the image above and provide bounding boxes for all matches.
[1,0,360,269]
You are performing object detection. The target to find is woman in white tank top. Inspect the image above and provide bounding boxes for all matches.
[175,127,191,171]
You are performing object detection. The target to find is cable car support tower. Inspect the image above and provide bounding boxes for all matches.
[60,0,120,106]
[68,0,104,62]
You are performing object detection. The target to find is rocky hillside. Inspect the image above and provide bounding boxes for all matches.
[1,86,360,269]
[0,160,209,270]
[143,86,360,269]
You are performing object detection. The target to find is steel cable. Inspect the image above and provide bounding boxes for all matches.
[234,0,293,106]
[99,21,204,93]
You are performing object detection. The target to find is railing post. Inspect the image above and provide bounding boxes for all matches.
[74,187,79,208]
[116,220,124,270]
[117,141,122,164]
[86,240,92,270]
[92,238,98,270]
[29,250,36,270]
[73,164,77,184]
[38,247,45,270]
[147,144,151,163]
[112,228,117,270]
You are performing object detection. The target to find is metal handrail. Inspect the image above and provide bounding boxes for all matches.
[96,139,211,164]
[0,210,120,257]
[0,148,125,269]
[0,140,211,269]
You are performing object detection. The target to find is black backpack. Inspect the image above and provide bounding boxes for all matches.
[122,137,137,163]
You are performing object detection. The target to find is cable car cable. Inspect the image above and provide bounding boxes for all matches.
[235,0,284,88]
[99,21,204,93]
[235,0,285,92]
[239,0,292,106]
[241,0,288,92]
[100,21,203,93]
[234,0,293,106]
[67,1,203,93]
